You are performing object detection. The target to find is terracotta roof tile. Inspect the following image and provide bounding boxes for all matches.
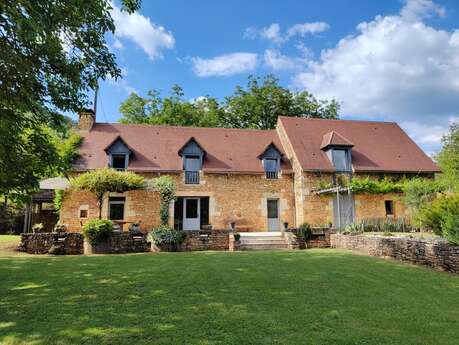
[74,123,292,173]
[279,117,440,173]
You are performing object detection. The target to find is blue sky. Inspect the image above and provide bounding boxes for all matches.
[85,0,459,154]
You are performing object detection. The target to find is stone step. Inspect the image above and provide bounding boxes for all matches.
[239,243,289,250]
[240,239,286,245]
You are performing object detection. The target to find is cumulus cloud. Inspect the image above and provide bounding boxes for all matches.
[293,0,459,150]
[191,53,258,77]
[111,2,174,60]
[244,22,329,44]
[264,49,306,71]
[286,22,330,38]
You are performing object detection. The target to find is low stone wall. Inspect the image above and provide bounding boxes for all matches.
[287,228,332,249]
[84,232,150,254]
[181,230,230,251]
[19,233,83,255]
[331,234,459,273]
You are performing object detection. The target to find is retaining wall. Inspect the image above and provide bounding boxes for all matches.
[331,234,459,273]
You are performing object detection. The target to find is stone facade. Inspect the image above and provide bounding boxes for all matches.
[19,233,84,255]
[331,234,459,274]
[59,189,161,233]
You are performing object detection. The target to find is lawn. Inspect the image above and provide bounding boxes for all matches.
[0,235,21,257]
[0,250,458,345]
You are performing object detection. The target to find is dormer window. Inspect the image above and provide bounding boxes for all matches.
[332,149,351,172]
[264,158,279,179]
[111,154,127,171]
[105,136,133,172]
[178,137,206,185]
[258,143,283,179]
[320,131,354,173]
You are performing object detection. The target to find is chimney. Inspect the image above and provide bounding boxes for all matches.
[78,108,95,131]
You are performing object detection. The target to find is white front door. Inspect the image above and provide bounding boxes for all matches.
[267,199,280,231]
[183,198,200,230]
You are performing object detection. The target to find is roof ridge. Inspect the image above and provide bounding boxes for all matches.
[94,122,275,133]
[278,116,397,125]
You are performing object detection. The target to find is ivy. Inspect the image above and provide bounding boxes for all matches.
[315,176,406,194]
[53,189,65,214]
[150,176,176,226]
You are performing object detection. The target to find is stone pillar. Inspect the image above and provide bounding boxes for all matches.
[78,109,95,131]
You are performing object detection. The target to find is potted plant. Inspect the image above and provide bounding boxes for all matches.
[148,225,186,252]
[233,232,241,242]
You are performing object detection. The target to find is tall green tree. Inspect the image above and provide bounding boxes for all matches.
[436,123,459,191]
[1,0,140,203]
[222,75,339,129]
[119,85,221,127]
[119,75,339,129]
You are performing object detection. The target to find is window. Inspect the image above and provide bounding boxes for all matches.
[79,209,88,218]
[111,154,127,171]
[385,200,394,216]
[264,158,279,179]
[185,156,200,184]
[109,197,125,220]
[332,149,350,172]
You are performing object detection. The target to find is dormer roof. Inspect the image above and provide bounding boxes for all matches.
[320,131,354,150]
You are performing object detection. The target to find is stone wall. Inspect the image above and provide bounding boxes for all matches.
[181,230,230,251]
[19,233,83,255]
[138,172,295,232]
[83,232,149,254]
[59,189,161,233]
[331,234,459,273]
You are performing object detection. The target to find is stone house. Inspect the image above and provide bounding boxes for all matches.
[59,109,440,233]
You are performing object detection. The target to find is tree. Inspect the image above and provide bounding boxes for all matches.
[436,123,459,191]
[119,85,221,127]
[1,0,141,204]
[118,75,340,129]
[222,75,339,129]
[0,117,60,207]
[71,168,145,218]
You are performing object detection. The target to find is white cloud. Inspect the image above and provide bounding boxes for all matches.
[110,2,174,60]
[264,49,305,71]
[401,0,445,21]
[112,38,124,50]
[191,53,258,77]
[286,22,330,38]
[107,67,136,94]
[244,22,329,44]
[293,0,459,150]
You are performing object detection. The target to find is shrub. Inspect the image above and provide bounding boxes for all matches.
[82,219,113,245]
[148,225,185,251]
[32,223,44,233]
[441,214,459,246]
[53,189,64,214]
[402,178,443,213]
[297,223,312,240]
[418,194,459,235]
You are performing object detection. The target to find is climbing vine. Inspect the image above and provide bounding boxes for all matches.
[315,177,405,194]
[150,176,176,225]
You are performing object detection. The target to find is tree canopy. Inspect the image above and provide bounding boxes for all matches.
[436,123,459,191]
[1,0,140,204]
[119,75,339,129]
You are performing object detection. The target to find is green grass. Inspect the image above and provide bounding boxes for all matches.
[0,250,458,345]
[0,235,21,257]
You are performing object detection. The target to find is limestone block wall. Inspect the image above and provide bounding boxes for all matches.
[19,233,84,255]
[354,193,409,220]
[59,189,161,232]
[167,172,295,231]
[331,234,459,273]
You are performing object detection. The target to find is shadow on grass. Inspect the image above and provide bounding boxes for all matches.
[0,250,458,345]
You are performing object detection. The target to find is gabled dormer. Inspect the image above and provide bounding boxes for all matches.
[104,136,133,171]
[320,131,353,173]
[178,137,206,184]
[258,142,283,179]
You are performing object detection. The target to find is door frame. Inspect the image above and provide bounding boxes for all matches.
[267,198,280,232]
[183,197,200,231]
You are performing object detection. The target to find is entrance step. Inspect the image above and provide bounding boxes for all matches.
[237,232,288,250]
